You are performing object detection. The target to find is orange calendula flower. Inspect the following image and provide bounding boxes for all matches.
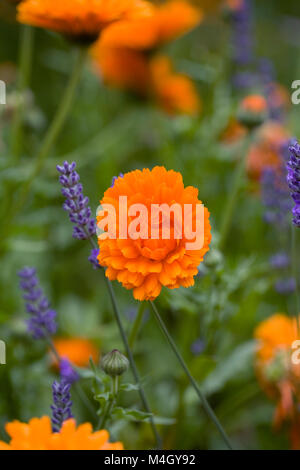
[100,0,202,50]
[150,56,201,115]
[240,95,268,114]
[246,121,290,181]
[91,43,200,115]
[52,337,99,368]
[255,314,300,449]
[0,417,124,450]
[17,0,152,43]
[97,167,211,301]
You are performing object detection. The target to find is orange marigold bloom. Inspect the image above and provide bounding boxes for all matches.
[150,56,200,115]
[17,0,152,42]
[220,118,247,145]
[97,167,211,301]
[254,314,300,448]
[0,417,124,450]
[246,121,290,181]
[100,0,202,50]
[52,337,99,368]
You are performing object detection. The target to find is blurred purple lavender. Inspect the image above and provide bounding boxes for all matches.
[111,173,124,188]
[51,379,73,432]
[286,139,300,227]
[88,248,100,269]
[60,358,80,385]
[261,141,292,227]
[275,278,296,295]
[18,267,57,340]
[269,252,290,270]
[191,339,205,356]
[57,161,96,240]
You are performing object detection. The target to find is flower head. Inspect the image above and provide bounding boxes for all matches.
[57,161,96,240]
[0,417,123,450]
[51,380,73,433]
[97,166,211,301]
[100,0,202,50]
[237,94,268,128]
[18,267,57,339]
[18,0,152,43]
[286,139,300,227]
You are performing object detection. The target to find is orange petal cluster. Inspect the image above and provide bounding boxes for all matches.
[97,167,211,301]
[17,0,152,41]
[0,417,124,450]
[52,337,99,368]
[100,1,202,50]
[246,121,290,181]
[254,314,300,448]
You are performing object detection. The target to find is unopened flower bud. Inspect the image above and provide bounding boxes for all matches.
[101,349,129,377]
[237,95,268,129]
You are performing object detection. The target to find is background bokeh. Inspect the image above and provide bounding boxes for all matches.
[0,0,300,450]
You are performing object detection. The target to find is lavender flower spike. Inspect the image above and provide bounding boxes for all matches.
[287,140,300,227]
[60,358,80,385]
[18,267,57,339]
[51,379,73,432]
[57,161,96,240]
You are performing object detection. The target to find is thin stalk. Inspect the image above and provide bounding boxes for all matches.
[291,225,300,334]
[218,135,252,251]
[98,376,119,430]
[149,300,232,450]
[11,25,35,160]
[8,47,86,226]
[103,273,162,449]
[128,301,146,349]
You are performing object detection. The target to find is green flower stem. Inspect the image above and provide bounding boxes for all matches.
[149,300,233,450]
[102,272,162,449]
[11,25,35,160]
[7,47,86,228]
[218,134,252,251]
[291,225,300,333]
[128,301,147,350]
[98,376,119,430]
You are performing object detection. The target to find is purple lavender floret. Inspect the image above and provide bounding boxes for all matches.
[18,267,57,339]
[275,278,296,295]
[51,379,73,432]
[111,173,124,188]
[191,339,205,356]
[287,140,300,227]
[57,161,96,240]
[60,358,80,385]
[88,248,100,270]
[261,167,292,226]
[269,253,290,270]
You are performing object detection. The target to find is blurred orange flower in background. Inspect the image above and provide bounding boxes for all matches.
[255,314,300,449]
[52,337,99,368]
[101,0,202,50]
[97,167,211,301]
[246,121,290,181]
[17,0,152,42]
[0,417,124,450]
[150,55,200,115]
